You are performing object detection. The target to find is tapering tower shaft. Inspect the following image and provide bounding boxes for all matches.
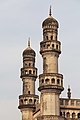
[38,7,64,120]
[18,39,39,120]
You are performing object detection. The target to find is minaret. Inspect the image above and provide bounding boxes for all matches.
[38,7,64,120]
[18,38,39,120]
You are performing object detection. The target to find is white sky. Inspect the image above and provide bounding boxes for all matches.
[0,0,80,120]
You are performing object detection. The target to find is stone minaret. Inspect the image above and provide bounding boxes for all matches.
[18,38,39,120]
[38,7,64,120]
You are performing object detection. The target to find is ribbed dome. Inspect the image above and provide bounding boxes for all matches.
[42,6,59,28]
[23,38,36,56]
[42,16,59,28]
[23,47,35,56]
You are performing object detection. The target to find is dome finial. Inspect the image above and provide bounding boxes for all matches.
[28,37,30,48]
[49,5,52,16]
[67,85,71,99]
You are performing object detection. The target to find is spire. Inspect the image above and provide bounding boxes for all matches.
[49,5,52,16]
[28,37,30,48]
[67,85,71,99]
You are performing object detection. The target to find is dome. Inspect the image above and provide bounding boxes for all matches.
[42,6,59,28]
[23,38,36,56]
[42,16,59,28]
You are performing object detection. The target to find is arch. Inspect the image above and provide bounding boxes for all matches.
[42,79,44,83]
[60,111,62,116]
[29,63,31,66]
[45,78,49,84]
[63,112,65,117]
[24,99,28,104]
[46,36,48,40]
[34,99,36,104]
[77,113,80,118]
[51,36,53,40]
[72,112,76,118]
[52,44,54,48]
[47,44,50,48]
[56,44,58,49]
[51,78,55,84]
[28,91,30,94]
[29,70,32,74]
[57,79,60,84]
[66,112,70,118]
[25,70,28,74]
[29,99,32,103]
[33,70,35,74]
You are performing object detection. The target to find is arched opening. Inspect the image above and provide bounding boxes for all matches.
[28,91,30,94]
[24,99,28,104]
[45,78,49,84]
[42,79,44,83]
[29,70,32,74]
[72,112,75,118]
[52,44,54,48]
[47,44,50,48]
[78,113,80,118]
[29,63,31,66]
[29,99,32,103]
[25,70,28,74]
[56,44,58,49]
[33,70,35,74]
[57,79,60,84]
[34,99,36,104]
[60,112,62,116]
[66,112,70,118]
[51,78,55,84]
[51,36,53,40]
[46,36,48,40]
[63,112,65,117]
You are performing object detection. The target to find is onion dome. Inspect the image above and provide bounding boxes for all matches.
[42,6,59,28]
[23,38,36,56]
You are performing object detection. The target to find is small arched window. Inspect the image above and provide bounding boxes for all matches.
[29,99,32,103]
[47,44,50,48]
[29,63,31,66]
[52,44,54,48]
[24,99,28,104]
[56,44,58,49]
[78,113,80,118]
[29,70,32,74]
[28,91,30,94]
[66,112,70,118]
[57,79,60,84]
[60,112,62,116]
[72,112,75,118]
[51,78,55,84]
[45,78,49,84]
[42,79,44,83]
[34,99,36,104]
[46,36,48,40]
[51,36,53,40]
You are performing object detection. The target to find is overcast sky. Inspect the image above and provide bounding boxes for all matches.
[0,0,80,120]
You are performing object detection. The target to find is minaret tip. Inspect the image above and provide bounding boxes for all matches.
[28,37,30,48]
[67,85,71,99]
[49,5,52,16]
